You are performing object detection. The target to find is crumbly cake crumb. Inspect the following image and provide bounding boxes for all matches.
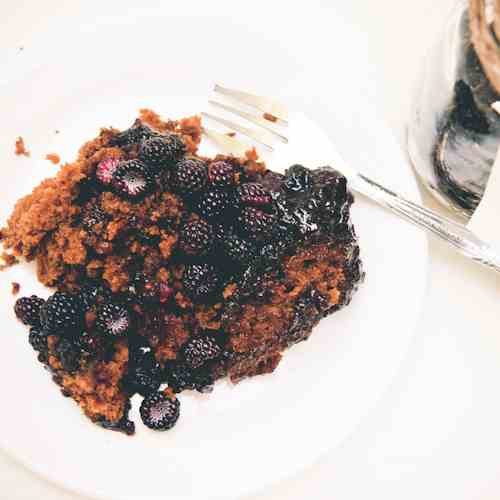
[45,153,61,164]
[15,137,30,157]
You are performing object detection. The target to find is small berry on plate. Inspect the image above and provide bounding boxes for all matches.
[140,391,180,431]
[112,160,155,200]
[14,295,45,326]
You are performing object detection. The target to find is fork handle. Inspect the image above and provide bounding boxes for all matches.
[350,172,500,273]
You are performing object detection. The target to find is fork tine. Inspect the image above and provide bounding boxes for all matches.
[214,84,288,125]
[208,100,288,144]
[202,127,250,157]
[201,112,274,151]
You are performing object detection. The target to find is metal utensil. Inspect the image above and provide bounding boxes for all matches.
[202,84,500,273]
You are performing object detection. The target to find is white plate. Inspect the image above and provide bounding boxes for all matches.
[0,5,428,500]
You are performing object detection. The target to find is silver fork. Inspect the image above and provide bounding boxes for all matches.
[202,84,500,274]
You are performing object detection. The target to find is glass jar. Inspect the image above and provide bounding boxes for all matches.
[408,0,500,218]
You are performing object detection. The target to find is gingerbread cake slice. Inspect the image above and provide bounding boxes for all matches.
[4,110,364,434]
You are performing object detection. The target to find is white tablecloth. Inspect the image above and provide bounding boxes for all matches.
[4,1,500,498]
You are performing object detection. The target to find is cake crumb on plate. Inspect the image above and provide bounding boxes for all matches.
[15,137,30,157]
[45,153,61,165]
[11,282,20,295]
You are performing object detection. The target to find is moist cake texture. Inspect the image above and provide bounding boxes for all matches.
[4,110,364,433]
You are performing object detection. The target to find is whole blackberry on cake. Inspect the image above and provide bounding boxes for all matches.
[196,189,232,220]
[95,303,131,338]
[14,295,45,326]
[181,335,222,369]
[171,158,208,195]
[179,219,214,256]
[138,134,185,170]
[112,160,155,200]
[208,160,236,188]
[182,263,220,300]
[39,292,84,337]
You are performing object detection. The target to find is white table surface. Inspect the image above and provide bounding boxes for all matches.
[3,1,500,499]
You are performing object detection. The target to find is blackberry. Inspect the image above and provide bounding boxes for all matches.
[138,134,185,170]
[196,189,232,220]
[55,338,81,372]
[208,160,236,188]
[39,292,84,337]
[166,361,214,393]
[81,203,107,233]
[179,219,214,256]
[171,157,208,196]
[112,160,155,200]
[182,263,219,300]
[237,207,277,241]
[181,335,222,369]
[14,295,45,326]
[28,326,48,353]
[95,157,120,186]
[110,120,159,146]
[77,331,106,359]
[140,391,180,431]
[236,183,272,208]
[126,351,162,396]
[95,303,131,338]
[223,234,256,265]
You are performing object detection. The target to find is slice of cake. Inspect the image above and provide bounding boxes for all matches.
[4,110,364,434]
